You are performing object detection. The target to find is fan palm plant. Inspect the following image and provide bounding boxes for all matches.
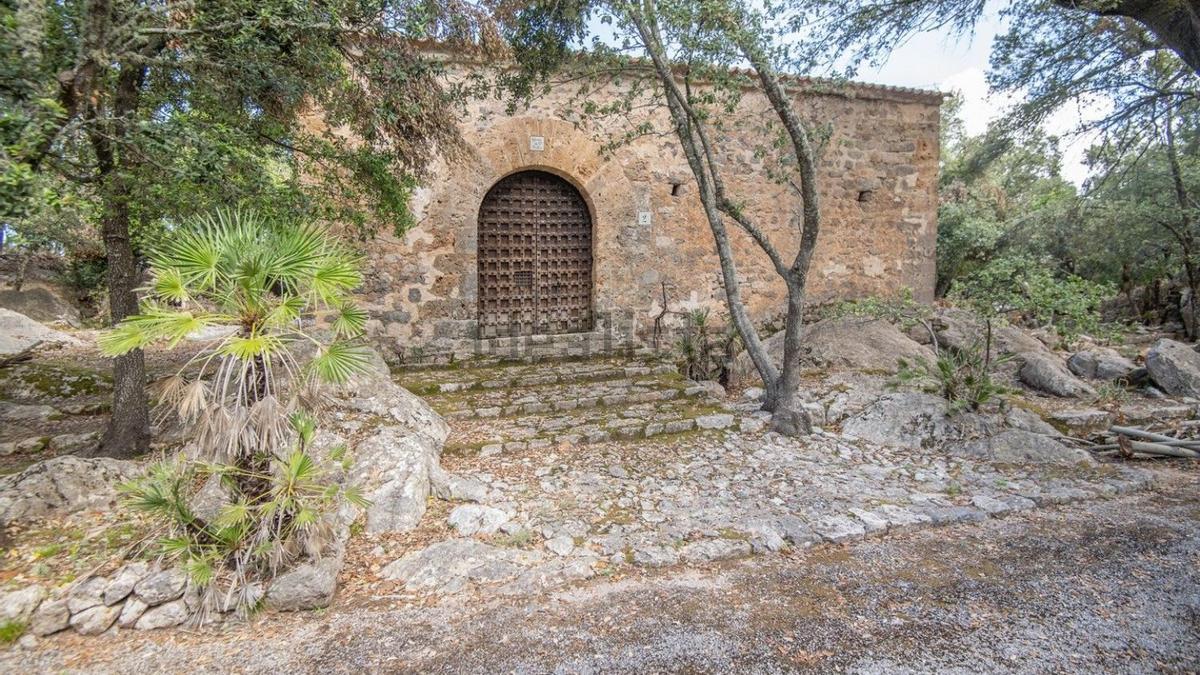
[101,208,371,615]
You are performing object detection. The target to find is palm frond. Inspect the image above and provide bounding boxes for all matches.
[307,341,371,384]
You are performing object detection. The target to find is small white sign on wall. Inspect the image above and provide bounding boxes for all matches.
[637,211,652,226]
[529,136,545,151]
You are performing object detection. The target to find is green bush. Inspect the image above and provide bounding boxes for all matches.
[822,288,932,330]
[950,255,1115,343]
[674,308,738,383]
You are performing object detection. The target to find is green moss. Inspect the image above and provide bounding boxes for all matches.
[493,530,532,548]
[0,362,111,401]
[718,528,751,541]
[0,620,26,644]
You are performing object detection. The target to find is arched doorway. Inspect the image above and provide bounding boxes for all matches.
[477,170,594,338]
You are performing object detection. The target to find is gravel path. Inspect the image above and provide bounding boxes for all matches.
[7,469,1199,674]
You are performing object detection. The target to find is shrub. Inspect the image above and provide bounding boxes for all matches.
[101,208,371,616]
[894,321,1009,412]
[950,255,1116,343]
[822,288,932,330]
[674,308,738,382]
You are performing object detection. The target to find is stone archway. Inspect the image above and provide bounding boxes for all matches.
[476,170,594,338]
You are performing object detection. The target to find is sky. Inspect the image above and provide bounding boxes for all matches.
[852,13,1104,185]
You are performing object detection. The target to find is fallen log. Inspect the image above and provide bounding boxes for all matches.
[1110,425,1186,444]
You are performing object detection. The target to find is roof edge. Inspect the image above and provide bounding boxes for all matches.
[411,42,945,106]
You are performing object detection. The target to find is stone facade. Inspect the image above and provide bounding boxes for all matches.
[351,67,942,362]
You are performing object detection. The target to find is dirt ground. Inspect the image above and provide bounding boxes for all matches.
[5,467,1198,674]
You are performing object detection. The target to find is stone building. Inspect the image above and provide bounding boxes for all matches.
[355,65,942,363]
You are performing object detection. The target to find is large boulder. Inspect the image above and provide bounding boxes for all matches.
[949,429,1094,465]
[0,308,81,356]
[841,392,993,449]
[1018,352,1096,398]
[1067,348,1137,381]
[1145,338,1200,398]
[0,285,80,326]
[0,456,137,525]
[731,317,935,385]
[932,308,1050,358]
[334,347,449,534]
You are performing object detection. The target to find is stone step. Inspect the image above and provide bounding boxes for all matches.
[427,372,722,420]
[398,356,676,396]
[443,398,741,455]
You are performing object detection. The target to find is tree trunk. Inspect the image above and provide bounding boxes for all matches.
[765,280,813,435]
[95,184,150,458]
[88,59,151,459]
[1164,108,1199,339]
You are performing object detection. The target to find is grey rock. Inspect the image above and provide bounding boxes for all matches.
[1048,409,1113,436]
[496,558,597,596]
[117,597,148,628]
[1004,407,1058,435]
[848,509,889,534]
[949,429,1094,465]
[381,539,544,593]
[448,504,511,536]
[0,402,59,422]
[0,307,81,356]
[842,392,985,449]
[69,604,119,636]
[0,285,80,325]
[632,545,679,566]
[1018,352,1096,398]
[29,598,69,636]
[686,380,726,399]
[134,599,189,630]
[337,353,448,534]
[933,308,1049,359]
[47,432,100,454]
[0,585,45,622]
[812,515,867,543]
[679,539,752,563]
[739,416,767,433]
[1068,348,1137,381]
[544,535,575,557]
[774,516,822,547]
[134,569,187,605]
[696,413,735,430]
[874,504,932,530]
[971,495,1014,514]
[1145,338,1200,398]
[103,562,151,605]
[731,317,935,386]
[918,505,987,525]
[0,456,137,526]
[430,466,489,503]
[265,555,342,611]
[67,577,108,614]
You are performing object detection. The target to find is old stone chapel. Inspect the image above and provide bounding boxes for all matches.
[354,66,942,363]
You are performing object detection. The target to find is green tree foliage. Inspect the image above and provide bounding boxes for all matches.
[0,0,506,457]
[102,209,371,613]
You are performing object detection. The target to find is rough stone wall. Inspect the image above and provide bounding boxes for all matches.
[351,69,941,361]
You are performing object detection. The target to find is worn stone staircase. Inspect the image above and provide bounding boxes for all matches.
[395,355,738,455]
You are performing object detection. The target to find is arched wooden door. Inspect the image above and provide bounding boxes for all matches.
[477,170,594,338]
